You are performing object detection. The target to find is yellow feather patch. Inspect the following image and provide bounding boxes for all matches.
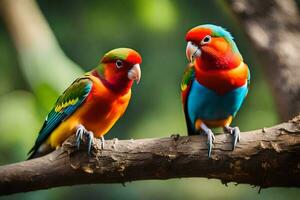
[197,116,233,129]
[181,84,187,91]
[54,98,79,113]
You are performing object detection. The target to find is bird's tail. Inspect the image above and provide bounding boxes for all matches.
[185,114,197,135]
[27,146,39,160]
[27,144,52,160]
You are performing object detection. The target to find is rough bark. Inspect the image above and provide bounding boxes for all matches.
[0,115,299,196]
[227,0,300,120]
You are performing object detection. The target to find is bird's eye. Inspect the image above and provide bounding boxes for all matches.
[201,35,212,45]
[115,60,123,69]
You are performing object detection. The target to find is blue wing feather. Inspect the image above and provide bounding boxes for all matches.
[28,77,93,158]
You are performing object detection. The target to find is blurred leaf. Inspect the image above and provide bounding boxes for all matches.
[0,91,40,164]
[135,0,177,33]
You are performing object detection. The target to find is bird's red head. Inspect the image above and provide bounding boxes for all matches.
[94,48,142,93]
[185,24,242,70]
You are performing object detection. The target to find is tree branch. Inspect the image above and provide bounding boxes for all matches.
[0,115,300,195]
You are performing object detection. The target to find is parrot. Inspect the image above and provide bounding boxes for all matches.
[181,24,250,157]
[28,48,142,159]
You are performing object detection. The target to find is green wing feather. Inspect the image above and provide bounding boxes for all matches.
[181,64,195,135]
[181,64,194,92]
[28,76,93,159]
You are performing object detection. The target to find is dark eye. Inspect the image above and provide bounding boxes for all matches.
[201,35,212,45]
[115,60,123,69]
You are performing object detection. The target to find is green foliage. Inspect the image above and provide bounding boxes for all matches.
[0,91,40,164]
[135,0,177,32]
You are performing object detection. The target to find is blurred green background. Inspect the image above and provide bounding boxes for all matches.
[0,0,299,199]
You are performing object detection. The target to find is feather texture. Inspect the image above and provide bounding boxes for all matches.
[28,77,92,158]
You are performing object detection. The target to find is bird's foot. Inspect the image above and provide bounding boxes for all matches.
[200,124,215,158]
[224,126,240,150]
[75,124,94,155]
[100,136,105,150]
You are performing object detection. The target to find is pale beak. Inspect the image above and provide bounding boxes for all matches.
[186,41,201,62]
[128,64,141,83]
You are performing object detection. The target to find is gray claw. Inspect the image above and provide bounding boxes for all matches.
[232,127,240,150]
[75,124,94,155]
[76,126,84,150]
[87,131,94,156]
[100,136,105,150]
[204,129,215,158]
[224,126,240,150]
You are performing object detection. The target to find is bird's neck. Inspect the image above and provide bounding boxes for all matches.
[91,69,133,96]
[196,48,242,70]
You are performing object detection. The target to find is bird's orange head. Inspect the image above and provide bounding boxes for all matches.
[93,48,142,92]
[185,24,242,70]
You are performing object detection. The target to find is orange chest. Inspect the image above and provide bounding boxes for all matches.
[73,83,132,136]
[196,62,249,95]
[83,92,130,122]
